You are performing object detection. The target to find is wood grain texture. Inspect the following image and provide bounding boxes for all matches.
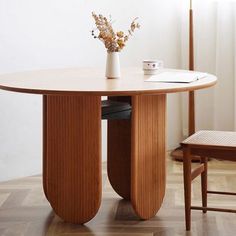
[0,68,217,96]
[182,130,236,230]
[188,91,195,136]
[188,9,195,136]
[131,94,167,219]
[107,96,131,200]
[172,7,196,162]
[43,95,48,200]
[44,95,102,224]
[2,158,236,235]
[201,156,208,213]
[183,146,192,231]
[189,9,194,72]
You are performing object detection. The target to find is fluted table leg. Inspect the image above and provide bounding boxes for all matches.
[43,95,102,224]
[131,94,167,219]
[107,96,131,200]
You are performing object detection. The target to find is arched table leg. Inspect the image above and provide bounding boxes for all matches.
[43,95,48,199]
[108,119,131,200]
[131,94,166,219]
[107,96,131,200]
[43,95,102,224]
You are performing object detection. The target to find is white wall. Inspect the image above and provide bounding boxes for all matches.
[180,1,236,135]
[0,0,183,181]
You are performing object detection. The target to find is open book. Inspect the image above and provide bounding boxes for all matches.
[145,71,208,83]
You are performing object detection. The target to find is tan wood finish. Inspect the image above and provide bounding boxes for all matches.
[171,147,201,162]
[131,94,166,219]
[191,206,236,213]
[43,95,48,200]
[44,95,102,224]
[0,68,217,224]
[2,158,236,235]
[183,146,192,230]
[201,156,208,213]
[189,9,194,72]
[189,8,195,136]
[207,191,236,196]
[182,130,236,231]
[191,164,204,181]
[171,6,197,162]
[188,91,195,136]
[107,96,131,200]
[0,68,217,96]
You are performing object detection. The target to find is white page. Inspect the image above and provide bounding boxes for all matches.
[145,72,208,83]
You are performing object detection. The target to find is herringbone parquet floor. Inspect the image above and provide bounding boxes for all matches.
[1,155,236,236]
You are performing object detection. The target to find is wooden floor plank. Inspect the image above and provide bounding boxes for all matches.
[0,156,236,235]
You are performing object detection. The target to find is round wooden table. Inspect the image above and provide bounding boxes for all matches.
[0,67,217,224]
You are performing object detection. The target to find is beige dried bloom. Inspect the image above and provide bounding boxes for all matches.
[117,31,124,38]
[91,12,140,52]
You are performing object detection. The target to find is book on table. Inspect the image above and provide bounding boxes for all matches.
[145,71,208,83]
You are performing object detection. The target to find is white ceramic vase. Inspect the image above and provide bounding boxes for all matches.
[106,52,120,79]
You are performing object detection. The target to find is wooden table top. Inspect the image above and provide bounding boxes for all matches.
[0,67,217,96]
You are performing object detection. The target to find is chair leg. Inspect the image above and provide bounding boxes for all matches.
[201,156,208,213]
[183,146,192,231]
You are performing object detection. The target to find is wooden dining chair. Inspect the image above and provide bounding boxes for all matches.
[181,130,236,231]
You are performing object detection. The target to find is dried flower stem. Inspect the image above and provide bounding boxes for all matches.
[91,12,140,53]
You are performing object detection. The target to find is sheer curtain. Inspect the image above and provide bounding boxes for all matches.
[181,0,236,138]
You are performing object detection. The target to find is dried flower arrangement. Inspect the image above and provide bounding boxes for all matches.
[91,12,140,53]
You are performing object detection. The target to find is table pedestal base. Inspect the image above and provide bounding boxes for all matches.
[43,95,102,224]
[108,96,132,200]
[131,94,166,219]
[43,94,167,224]
[108,95,167,219]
